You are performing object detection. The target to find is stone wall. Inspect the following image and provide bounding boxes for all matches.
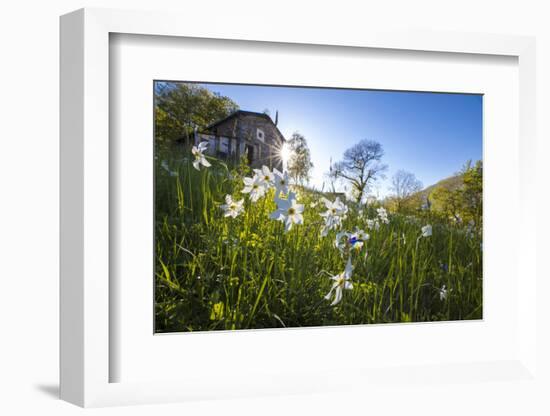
[208,113,285,171]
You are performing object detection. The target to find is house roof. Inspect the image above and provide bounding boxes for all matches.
[205,110,286,142]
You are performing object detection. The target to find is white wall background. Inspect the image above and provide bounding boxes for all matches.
[0,1,548,414]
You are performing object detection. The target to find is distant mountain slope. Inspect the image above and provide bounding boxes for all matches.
[419,174,464,200]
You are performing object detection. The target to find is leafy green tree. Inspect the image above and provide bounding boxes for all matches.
[431,186,464,222]
[430,160,482,227]
[154,82,239,145]
[287,132,314,185]
[460,160,483,227]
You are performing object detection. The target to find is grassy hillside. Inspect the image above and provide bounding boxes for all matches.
[155,150,482,332]
[420,174,464,201]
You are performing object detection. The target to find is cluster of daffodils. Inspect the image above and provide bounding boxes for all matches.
[220,165,300,232]
[263,167,305,232]
[241,166,290,202]
[319,197,348,237]
[366,218,380,231]
[377,207,390,224]
[334,228,370,255]
[216,162,439,308]
[364,207,389,231]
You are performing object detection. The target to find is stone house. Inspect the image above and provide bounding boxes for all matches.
[193,110,286,171]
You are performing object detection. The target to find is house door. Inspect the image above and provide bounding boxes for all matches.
[246,145,254,164]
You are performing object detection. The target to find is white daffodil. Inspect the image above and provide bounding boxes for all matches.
[220,195,244,218]
[191,141,211,170]
[377,207,389,224]
[334,228,369,253]
[273,168,290,196]
[366,218,380,231]
[421,224,432,238]
[324,257,354,306]
[334,231,351,252]
[160,160,178,177]
[439,285,448,301]
[242,174,267,202]
[269,192,304,232]
[321,197,346,215]
[319,197,348,237]
[350,228,369,252]
[354,228,370,242]
[254,165,275,188]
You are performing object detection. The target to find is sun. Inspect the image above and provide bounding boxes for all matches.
[280,142,292,169]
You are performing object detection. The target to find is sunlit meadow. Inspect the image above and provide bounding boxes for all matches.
[154,146,482,332]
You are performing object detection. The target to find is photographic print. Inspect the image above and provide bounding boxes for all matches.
[154,81,482,333]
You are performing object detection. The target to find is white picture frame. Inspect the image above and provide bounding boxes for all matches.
[60,7,538,408]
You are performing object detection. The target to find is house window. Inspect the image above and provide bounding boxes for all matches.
[256,128,265,142]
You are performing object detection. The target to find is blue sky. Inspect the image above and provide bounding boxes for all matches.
[199,82,482,197]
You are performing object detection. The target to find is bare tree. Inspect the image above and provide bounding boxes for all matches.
[331,139,388,203]
[390,170,423,210]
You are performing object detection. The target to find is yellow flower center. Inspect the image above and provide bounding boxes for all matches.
[288,207,295,215]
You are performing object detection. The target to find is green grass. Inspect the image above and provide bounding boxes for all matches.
[154,150,483,332]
